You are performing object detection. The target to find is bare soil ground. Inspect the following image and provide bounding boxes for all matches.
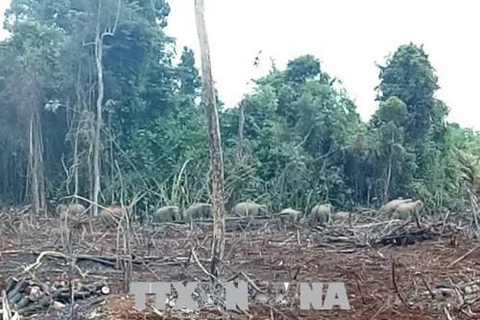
[0,213,479,319]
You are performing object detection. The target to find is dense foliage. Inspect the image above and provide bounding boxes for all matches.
[1,0,479,215]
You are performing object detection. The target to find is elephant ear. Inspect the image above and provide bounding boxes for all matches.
[417,200,424,210]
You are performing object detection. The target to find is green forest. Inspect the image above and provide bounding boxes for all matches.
[1,0,480,217]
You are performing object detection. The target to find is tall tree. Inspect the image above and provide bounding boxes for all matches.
[194,0,227,278]
[376,43,439,150]
[369,96,411,201]
[91,0,121,216]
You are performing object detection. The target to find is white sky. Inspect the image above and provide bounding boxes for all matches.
[1,0,479,129]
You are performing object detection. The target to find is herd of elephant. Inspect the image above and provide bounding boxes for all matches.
[55,197,424,228]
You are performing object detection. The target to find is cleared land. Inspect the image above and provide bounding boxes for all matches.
[0,211,478,319]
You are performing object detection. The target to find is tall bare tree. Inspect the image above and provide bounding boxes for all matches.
[194,0,227,278]
[91,0,121,216]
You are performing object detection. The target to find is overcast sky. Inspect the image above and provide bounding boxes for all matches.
[1,0,479,129]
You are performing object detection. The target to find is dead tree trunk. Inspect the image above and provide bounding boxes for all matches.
[92,19,103,217]
[91,0,121,216]
[28,109,46,214]
[28,114,39,214]
[194,0,227,279]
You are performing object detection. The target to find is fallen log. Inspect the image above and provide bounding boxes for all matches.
[0,276,109,316]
